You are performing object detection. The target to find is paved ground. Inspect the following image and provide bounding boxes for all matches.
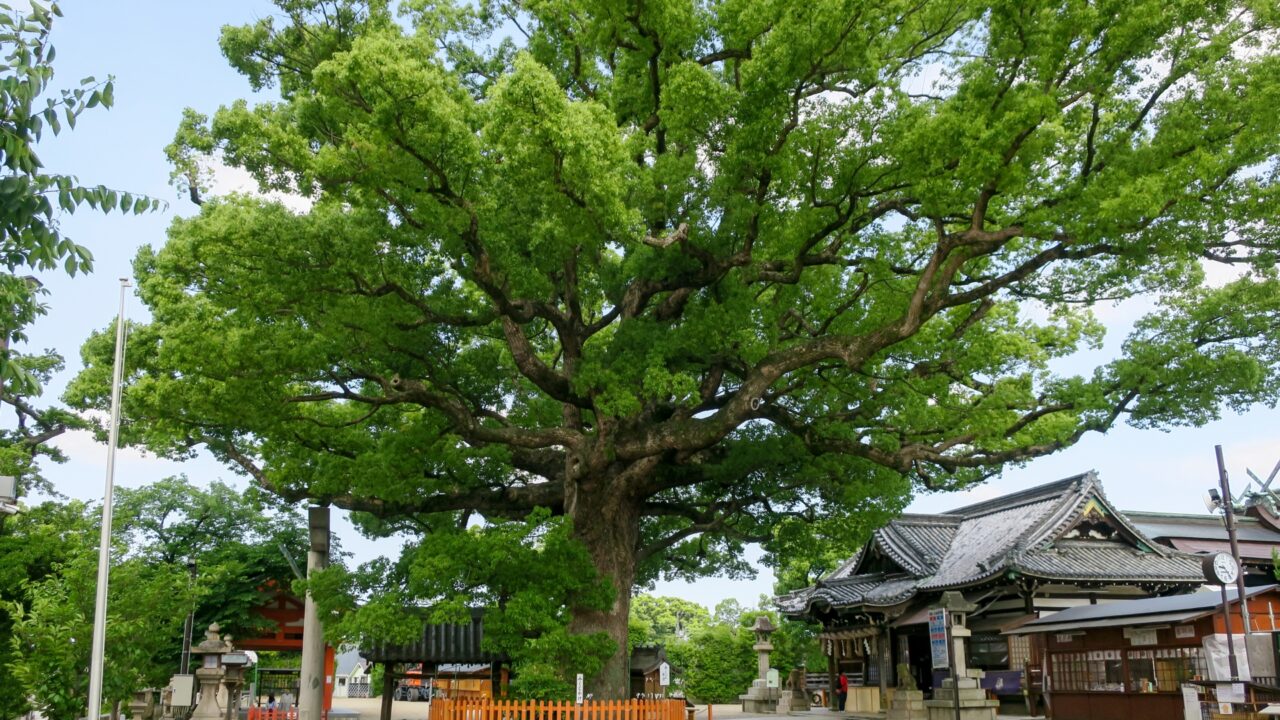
[328,698,1046,720]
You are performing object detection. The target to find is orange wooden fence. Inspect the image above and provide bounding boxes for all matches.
[428,698,689,720]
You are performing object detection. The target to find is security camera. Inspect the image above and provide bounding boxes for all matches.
[1205,488,1224,512]
[0,502,18,516]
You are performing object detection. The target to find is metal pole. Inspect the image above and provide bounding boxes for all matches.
[87,279,130,720]
[1217,445,1253,635]
[1221,583,1239,680]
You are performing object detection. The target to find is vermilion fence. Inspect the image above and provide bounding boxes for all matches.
[427,698,690,720]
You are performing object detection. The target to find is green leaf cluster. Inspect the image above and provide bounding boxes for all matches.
[0,1,162,494]
[312,510,616,699]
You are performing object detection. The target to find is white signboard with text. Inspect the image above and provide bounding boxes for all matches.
[929,609,949,670]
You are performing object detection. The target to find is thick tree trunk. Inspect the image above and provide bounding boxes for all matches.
[566,475,641,700]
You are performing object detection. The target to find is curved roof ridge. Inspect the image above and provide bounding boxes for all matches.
[873,525,931,576]
[1017,471,1172,556]
[942,472,1093,518]
[1011,473,1095,552]
[894,513,963,526]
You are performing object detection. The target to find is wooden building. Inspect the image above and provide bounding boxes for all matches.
[1007,585,1280,720]
[779,472,1209,707]
[630,646,671,697]
[361,609,510,720]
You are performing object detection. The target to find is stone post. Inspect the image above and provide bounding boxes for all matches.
[300,506,330,720]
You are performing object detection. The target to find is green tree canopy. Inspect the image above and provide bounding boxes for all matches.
[631,594,711,645]
[68,0,1280,697]
[112,476,312,643]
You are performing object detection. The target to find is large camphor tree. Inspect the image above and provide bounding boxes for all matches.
[68,0,1280,697]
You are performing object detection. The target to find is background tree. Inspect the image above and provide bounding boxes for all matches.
[0,1,161,495]
[0,481,308,718]
[630,595,710,645]
[2,502,194,720]
[661,601,819,703]
[0,500,87,719]
[113,476,312,647]
[68,0,1280,697]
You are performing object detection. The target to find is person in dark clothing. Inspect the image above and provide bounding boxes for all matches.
[837,672,849,711]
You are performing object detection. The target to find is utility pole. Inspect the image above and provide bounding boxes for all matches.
[1217,445,1253,635]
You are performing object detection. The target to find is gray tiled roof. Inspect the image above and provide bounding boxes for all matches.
[921,498,1059,588]
[1015,541,1202,581]
[1127,511,1280,544]
[779,472,1206,616]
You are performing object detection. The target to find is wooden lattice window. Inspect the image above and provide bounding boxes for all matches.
[1051,651,1124,692]
[1009,634,1031,670]
[1125,648,1208,693]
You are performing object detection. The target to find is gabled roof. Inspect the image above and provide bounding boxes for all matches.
[779,472,1204,616]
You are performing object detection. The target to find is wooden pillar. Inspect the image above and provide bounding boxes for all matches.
[379,664,394,720]
[490,662,501,699]
[879,628,890,709]
[827,640,838,710]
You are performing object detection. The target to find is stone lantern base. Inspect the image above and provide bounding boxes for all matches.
[740,679,781,713]
[922,674,998,720]
[887,690,927,720]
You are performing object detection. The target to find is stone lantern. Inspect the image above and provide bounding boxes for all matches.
[921,592,998,720]
[220,649,251,720]
[190,624,232,720]
[740,616,781,713]
[751,615,776,681]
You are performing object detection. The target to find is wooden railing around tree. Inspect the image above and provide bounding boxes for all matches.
[427,698,690,720]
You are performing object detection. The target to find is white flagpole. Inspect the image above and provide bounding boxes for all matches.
[87,278,130,720]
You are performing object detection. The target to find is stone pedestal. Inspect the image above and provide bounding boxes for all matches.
[923,675,998,720]
[775,689,809,714]
[157,686,175,720]
[128,689,155,720]
[740,679,781,714]
[886,689,927,720]
[190,666,226,720]
[775,669,809,714]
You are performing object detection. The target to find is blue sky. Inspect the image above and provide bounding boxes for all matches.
[18,0,1280,612]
